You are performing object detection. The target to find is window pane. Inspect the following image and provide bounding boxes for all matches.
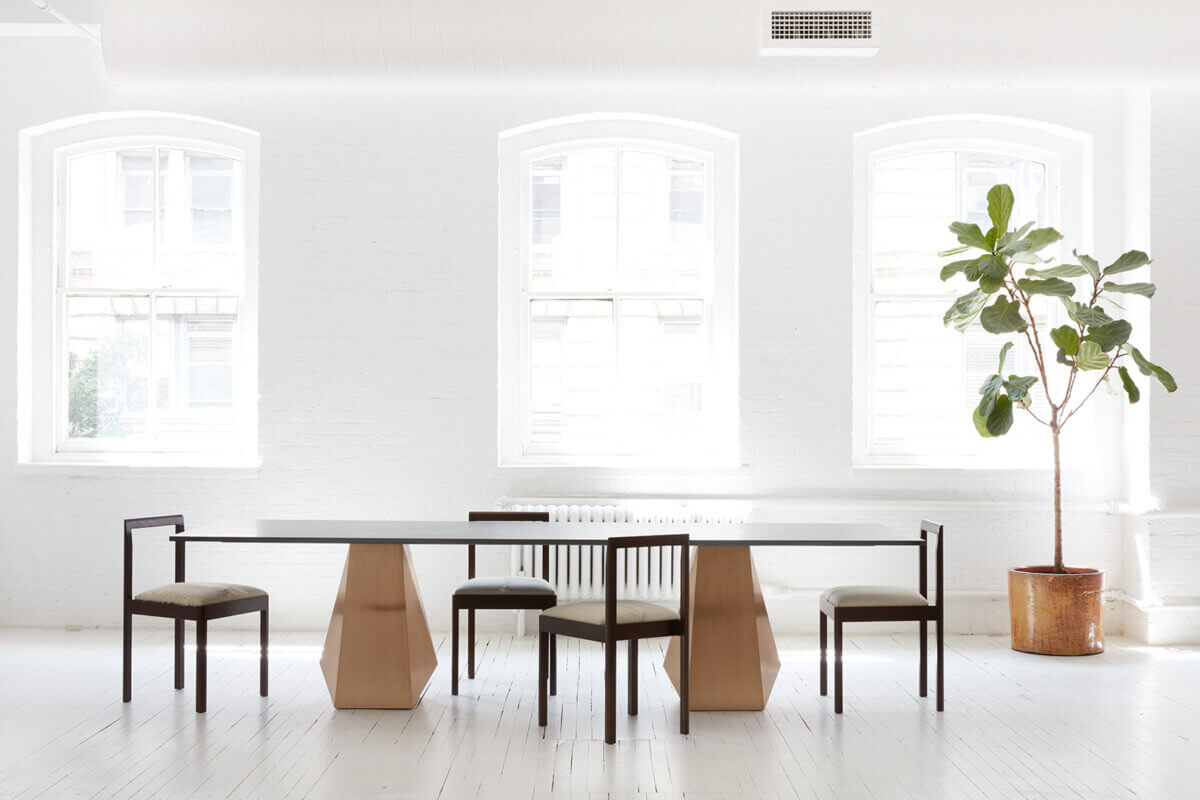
[870,151,957,295]
[528,299,615,448]
[618,151,707,293]
[617,299,709,453]
[157,150,242,287]
[529,151,617,292]
[65,296,150,439]
[152,296,239,442]
[66,151,154,288]
[960,151,1047,237]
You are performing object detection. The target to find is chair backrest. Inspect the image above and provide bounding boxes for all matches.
[604,534,690,630]
[919,519,944,611]
[123,515,185,602]
[466,511,551,580]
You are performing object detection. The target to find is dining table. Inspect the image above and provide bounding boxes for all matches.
[173,519,925,711]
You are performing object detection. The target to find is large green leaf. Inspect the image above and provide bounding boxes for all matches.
[1017,277,1076,297]
[938,245,971,258]
[980,296,1028,334]
[940,257,984,281]
[1074,250,1101,280]
[1050,325,1080,355]
[949,221,991,252]
[1130,346,1178,392]
[987,184,1014,235]
[1083,319,1132,352]
[1062,299,1114,327]
[943,289,989,331]
[1117,366,1141,404]
[1102,281,1156,298]
[1004,375,1038,403]
[1023,227,1063,253]
[986,394,1014,436]
[977,374,1004,416]
[1103,250,1151,276]
[1075,341,1110,371]
[979,275,1006,293]
[998,221,1035,252]
[972,407,993,437]
[1025,263,1088,279]
[996,341,1014,373]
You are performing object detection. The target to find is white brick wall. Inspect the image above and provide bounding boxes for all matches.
[0,37,1179,638]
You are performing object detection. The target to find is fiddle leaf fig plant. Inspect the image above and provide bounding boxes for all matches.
[940,184,1177,574]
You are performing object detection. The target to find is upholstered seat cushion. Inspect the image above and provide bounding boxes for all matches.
[821,585,928,608]
[134,582,267,607]
[541,600,679,625]
[454,576,556,596]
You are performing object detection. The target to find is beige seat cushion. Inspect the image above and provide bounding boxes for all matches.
[134,582,267,607]
[821,585,928,608]
[542,600,679,625]
[454,576,556,596]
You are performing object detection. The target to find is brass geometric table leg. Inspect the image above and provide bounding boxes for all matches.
[320,544,437,709]
[664,545,781,710]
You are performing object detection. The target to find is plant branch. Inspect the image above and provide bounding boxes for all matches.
[1060,349,1125,428]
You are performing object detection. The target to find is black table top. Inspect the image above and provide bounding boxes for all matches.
[173,519,923,547]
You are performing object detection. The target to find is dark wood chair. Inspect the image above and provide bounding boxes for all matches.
[819,519,944,713]
[538,534,689,744]
[122,515,269,713]
[452,511,556,695]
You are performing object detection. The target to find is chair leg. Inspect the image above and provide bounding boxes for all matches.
[122,609,133,703]
[260,607,269,697]
[195,619,207,714]
[174,618,184,690]
[549,633,557,696]
[679,631,689,735]
[451,603,460,695]
[819,610,827,696]
[919,619,928,698]
[467,609,476,680]
[627,639,638,716]
[604,639,617,744]
[833,615,843,715]
[537,630,548,727]
[936,616,945,712]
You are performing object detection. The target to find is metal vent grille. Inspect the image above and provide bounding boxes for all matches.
[770,10,872,40]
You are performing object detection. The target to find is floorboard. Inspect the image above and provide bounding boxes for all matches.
[0,629,1196,799]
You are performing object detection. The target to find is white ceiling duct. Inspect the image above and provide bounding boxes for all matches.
[98,0,1200,87]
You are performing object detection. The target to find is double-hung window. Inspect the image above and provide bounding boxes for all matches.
[500,116,738,466]
[19,115,259,466]
[853,117,1092,467]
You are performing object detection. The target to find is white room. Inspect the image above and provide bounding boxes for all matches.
[1,1,1197,798]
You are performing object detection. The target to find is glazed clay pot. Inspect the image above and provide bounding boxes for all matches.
[1008,566,1104,655]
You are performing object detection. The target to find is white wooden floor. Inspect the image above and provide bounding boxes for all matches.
[0,629,1197,800]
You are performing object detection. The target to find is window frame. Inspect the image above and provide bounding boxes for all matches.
[498,115,739,468]
[18,114,260,467]
[852,116,1092,469]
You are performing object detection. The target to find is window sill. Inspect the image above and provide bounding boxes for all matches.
[500,458,745,471]
[851,461,1095,474]
[14,454,260,477]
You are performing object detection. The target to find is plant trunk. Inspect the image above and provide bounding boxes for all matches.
[1051,422,1065,574]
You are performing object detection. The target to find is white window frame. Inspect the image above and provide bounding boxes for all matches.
[498,114,739,467]
[852,116,1092,468]
[18,113,260,467]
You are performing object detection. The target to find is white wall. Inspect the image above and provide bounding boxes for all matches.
[0,36,1162,637]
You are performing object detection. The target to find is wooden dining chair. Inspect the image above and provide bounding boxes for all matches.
[123,515,269,713]
[538,534,689,744]
[452,511,556,695]
[819,519,944,713]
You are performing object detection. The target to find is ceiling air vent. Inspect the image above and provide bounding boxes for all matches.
[762,7,880,57]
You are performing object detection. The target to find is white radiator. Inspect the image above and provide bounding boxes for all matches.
[501,500,751,602]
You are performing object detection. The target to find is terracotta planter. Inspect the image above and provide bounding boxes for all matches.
[1008,566,1104,655]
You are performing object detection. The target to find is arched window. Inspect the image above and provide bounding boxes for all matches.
[852,116,1092,466]
[499,115,738,466]
[18,113,259,466]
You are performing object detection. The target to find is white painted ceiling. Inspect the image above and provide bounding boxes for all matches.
[9,0,1200,87]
